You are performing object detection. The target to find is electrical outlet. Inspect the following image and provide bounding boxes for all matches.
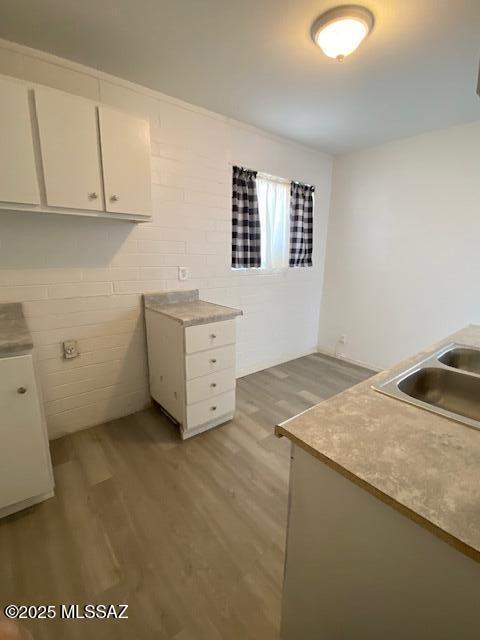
[339,334,347,344]
[178,266,189,281]
[63,339,79,360]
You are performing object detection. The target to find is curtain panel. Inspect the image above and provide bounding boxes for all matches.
[256,175,290,269]
[289,182,315,267]
[231,166,261,268]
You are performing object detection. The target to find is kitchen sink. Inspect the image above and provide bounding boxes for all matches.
[398,367,480,423]
[438,346,480,375]
[373,343,480,430]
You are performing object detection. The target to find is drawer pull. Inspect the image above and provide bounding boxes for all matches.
[210,334,217,339]
[17,386,27,394]
[211,406,217,411]
[210,383,217,388]
[210,358,217,363]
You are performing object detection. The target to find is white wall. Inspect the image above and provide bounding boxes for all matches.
[318,120,480,370]
[0,39,332,438]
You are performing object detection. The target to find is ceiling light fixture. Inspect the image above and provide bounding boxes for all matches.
[311,5,374,62]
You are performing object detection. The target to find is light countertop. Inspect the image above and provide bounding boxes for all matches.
[0,303,33,357]
[144,290,242,327]
[276,325,480,562]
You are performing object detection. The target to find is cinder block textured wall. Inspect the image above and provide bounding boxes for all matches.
[0,39,332,438]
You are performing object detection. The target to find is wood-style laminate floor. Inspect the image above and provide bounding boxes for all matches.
[0,353,372,640]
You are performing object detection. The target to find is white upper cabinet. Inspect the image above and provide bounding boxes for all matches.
[35,88,104,211]
[98,106,152,217]
[0,73,152,222]
[0,77,39,205]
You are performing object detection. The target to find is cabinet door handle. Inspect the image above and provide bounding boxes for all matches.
[17,386,27,394]
[210,406,217,411]
[210,358,217,363]
[210,334,217,339]
[110,194,119,202]
[88,192,98,199]
[210,383,217,388]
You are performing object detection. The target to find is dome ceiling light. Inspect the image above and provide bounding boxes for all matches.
[311,5,374,62]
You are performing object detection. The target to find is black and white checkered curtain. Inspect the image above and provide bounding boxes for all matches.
[289,182,314,267]
[231,166,261,268]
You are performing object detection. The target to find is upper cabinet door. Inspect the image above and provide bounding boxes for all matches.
[98,106,152,217]
[35,88,104,211]
[0,77,39,205]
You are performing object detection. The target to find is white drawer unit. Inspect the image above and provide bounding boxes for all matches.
[144,290,242,440]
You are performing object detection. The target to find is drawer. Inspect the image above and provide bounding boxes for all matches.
[185,319,235,354]
[186,390,235,431]
[186,345,235,380]
[186,368,235,405]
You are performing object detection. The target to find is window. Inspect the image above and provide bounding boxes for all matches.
[256,174,290,269]
[231,165,314,270]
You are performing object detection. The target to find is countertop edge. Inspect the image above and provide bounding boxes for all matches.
[0,302,34,357]
[275,423,480,564]
[144,304,243,326]
[0,344,34,357]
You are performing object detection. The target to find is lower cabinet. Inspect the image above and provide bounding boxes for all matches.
[145,311,237,439]
[0,354,54,516]
[281,445,480,640]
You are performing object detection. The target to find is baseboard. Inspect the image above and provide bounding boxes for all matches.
[236,348,318,379]
[316,347,381,373]
[48,398,152,440]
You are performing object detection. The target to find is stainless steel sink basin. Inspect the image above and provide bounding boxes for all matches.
[438,346,480,375]
[373,343,480,431]
[398,367,480,423]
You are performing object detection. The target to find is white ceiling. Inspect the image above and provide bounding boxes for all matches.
[0,0,479,153]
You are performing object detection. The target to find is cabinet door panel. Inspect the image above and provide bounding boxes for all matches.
[0,77,39,205]
[0,355,52,509]
[35,88,103,211]
[99,106,151,217]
